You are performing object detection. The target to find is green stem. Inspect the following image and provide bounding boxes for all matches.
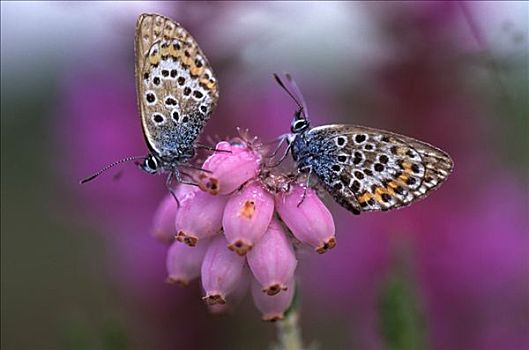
[275,308,304,350]
[273,282,311,350]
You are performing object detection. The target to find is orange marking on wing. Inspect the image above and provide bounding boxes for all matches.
[148,51,161,65]
[200,78,216,90]
[160,44,171,57]
[398,173,409,183]
[373,187,391,204]
[358,192,372,204]
[174,48,187,63]
[385,181,398,195]
[168,43,179,57]
[387,181,398,189]
[191,66,205,77]
[179,48,194,66]
[182,56,193,67]
[399,166,415,180]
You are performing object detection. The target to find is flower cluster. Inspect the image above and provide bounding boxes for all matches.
[152,139,336,321]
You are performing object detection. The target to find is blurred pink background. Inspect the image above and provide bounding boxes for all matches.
[2,2,527,349]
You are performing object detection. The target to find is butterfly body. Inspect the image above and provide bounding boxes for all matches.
[288,117,453,215]
[135,13,218,175]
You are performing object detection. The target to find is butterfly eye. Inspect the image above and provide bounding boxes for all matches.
[143,156,159,174]
[291,119,308,133]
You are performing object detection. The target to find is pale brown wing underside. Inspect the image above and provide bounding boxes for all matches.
[135,14,219,157]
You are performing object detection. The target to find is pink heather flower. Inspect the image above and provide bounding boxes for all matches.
[251,277,295,322]
[207,268,250,315]
[276,184,336,254]
[201,235,246,305]
[247,219,297,295]
[152,185,195,243]
[223,181,275,255]
[166,238,210,286]
[198,141,261,195]
[174,189,228,247]
[156,137,338,318]
[152,193,178,243]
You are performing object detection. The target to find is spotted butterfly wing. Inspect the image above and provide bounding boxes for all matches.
[135,13,218,163]
[296,124,453,214]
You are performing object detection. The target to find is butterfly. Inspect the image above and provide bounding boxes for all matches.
[81,13,219,193]
[274,74,453,215]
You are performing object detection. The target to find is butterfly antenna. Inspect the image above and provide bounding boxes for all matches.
[273,73,304,114]
[80,155,146,184]
[285,73,309,120]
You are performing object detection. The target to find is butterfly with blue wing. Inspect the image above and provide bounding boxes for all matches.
[273,74,453,215]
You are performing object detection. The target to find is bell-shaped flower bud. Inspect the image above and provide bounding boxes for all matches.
[201,235,246,305]
[223,182,275,255]
[151,185,195,243]
[174,189,227,247]
[251,277,295,322]
[207,268,250,315]
[166,238,210,286]
[198,141,261,195]
[247,219,297,295]
[276,185,336,254]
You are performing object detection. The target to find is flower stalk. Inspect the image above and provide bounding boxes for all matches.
[273,286,310,350]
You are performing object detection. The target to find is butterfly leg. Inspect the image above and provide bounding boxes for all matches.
[179,163,213,174]
[267,141,293,168]
[174,169,201,187]
[166,170,203,207]
[165,172,181,208]
[297,167,313,207]
[263,134,289,159]
[195,144,231,153]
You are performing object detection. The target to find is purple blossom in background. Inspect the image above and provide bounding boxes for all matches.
[55,2,528,349]
[2,0,528,349]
